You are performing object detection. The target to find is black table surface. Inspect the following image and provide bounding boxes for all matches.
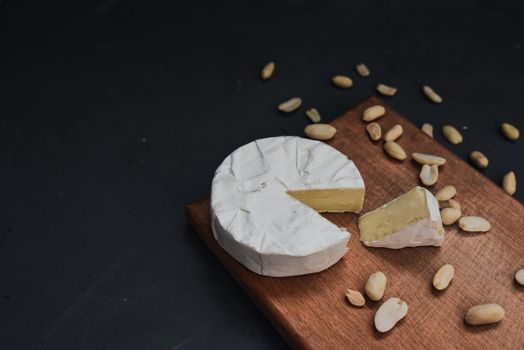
[1,0,523,349]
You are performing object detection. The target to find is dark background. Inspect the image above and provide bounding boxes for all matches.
[1,0,523,349]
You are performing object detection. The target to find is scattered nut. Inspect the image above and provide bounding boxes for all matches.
[422,85,443,103]
[332,75,353,88]
[420,164,439,186]
[304,124,337,141]
[384,124,403,142]
[384,141,407,160]
[278,97,302,113]
[435,185,457,201]
[345,289,366,307]
[442,125,463,144]
[363,105,386,122]
[441,207,461,225]
[501,123,519,141]
[261,62,275,80]
[433,264,455,290]
[438,199,461,210]
[515,269,524,286]
[438,200,451,209]
[470,151,489,169]
[502,171,516,195]
[366,122,382,141]
[376,83,397,97]
[459,216,491,232]
[374,297,408,333]
[305,108,321,123]
[449,199,461,209]
[465,304,505,326]
[412,152,446,166]
[365,271,387,301]
[422,123,434,138]
[356,63,370,77]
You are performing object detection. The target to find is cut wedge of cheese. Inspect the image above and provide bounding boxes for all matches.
[211,136,365,277]
[358,186,444,249]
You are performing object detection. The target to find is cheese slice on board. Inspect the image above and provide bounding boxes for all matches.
[211,136,365,277]
[358,186,444,249]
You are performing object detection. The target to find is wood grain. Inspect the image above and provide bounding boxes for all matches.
[186,96,524,349]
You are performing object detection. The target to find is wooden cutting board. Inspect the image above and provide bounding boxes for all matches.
[185,96,524,349]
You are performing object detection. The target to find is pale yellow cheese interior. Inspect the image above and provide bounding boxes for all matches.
[287,188,365,213]
[358,187,429,242]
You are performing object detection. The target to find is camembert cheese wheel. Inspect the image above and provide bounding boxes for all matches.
[211,136,365,277]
